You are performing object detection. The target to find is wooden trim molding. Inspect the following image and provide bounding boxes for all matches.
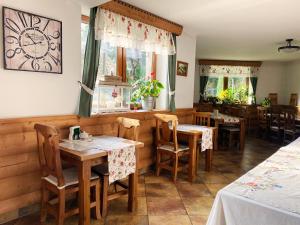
[100,0,183,35]
[198,59,262,67]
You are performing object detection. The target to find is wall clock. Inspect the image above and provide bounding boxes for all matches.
[2,7,62,74]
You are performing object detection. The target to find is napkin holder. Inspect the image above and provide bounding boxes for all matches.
[69,126,80,140]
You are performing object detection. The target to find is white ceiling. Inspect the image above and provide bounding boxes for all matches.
[76,0,300,61]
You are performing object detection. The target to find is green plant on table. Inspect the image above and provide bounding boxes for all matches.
[131,79,164,103]
[261,97,271,107]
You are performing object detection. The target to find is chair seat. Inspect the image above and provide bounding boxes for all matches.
[284,129,297,134]
[92,163,109,176]
[158,144,189,152]
[222,127,240,132]
[43,167,99,188]
[270,126,281,131]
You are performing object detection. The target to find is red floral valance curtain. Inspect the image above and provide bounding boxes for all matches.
[94,9,176,55]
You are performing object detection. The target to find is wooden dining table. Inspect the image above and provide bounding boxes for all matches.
[59,136,144,225]
[175,124,216,182]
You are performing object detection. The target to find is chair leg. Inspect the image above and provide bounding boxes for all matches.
[94,181,101,220]
[229,133,233,150]
[101,176,109,217]
[156,150,161,177]
[195,145,200,176]
[172,154,178,182]
[57,189,65,225]
[40,182,49,223]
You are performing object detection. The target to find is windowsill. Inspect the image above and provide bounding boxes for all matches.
[91,108,171,117]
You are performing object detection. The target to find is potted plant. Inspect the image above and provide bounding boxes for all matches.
[261,97,271,107]
[131,79,164,110]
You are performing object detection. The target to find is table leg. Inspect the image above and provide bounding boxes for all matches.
[128,172,137,212]
[214,121,219,151]
[205,149,212,172]
[240,120,245,151]
[188,135,197,182]
[79,160,91,225]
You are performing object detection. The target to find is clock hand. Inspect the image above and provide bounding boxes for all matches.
[23,41,42,47]
[25,33,37,44]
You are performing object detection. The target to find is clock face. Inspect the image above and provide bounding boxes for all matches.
[3,7,62,74]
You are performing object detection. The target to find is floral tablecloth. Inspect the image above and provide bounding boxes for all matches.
[60,136,136,184]
[211,113,240,124]
[206,138,300,225]
[176,124,213,151]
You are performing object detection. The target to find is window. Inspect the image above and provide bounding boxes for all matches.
[98,43,117,77]
[205,77,224,97]
[204,76,252,104]
[126,48,153,84]
[81,19,156,113]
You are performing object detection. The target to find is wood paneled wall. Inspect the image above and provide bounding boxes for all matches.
[0,109,193,215]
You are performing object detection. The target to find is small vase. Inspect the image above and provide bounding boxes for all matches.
[141,97,155,110]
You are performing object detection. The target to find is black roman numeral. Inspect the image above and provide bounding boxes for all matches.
[43,19,50,32]
[17,12,28,28]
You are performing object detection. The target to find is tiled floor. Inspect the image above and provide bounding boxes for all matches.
[4,136,280,225]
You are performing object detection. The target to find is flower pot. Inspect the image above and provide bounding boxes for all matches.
[141,97,155,110]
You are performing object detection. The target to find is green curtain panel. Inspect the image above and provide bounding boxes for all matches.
[78,7,101,117]
[250,77,258,104]
[200,76,209,102]
[168,33,177,112]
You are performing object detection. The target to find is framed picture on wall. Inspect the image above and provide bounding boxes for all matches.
[2,7,62,74]
[177,61,188,76]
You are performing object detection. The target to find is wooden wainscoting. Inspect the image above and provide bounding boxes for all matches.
[0,109,193,216]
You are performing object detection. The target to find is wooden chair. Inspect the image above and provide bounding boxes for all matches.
[257,106,268,138]
[154,114,190,182]
[269,106,283,142]
[220,126,240,150]
[283,108,298,143]
[92,117,140,217]
[269,93,278,105]
[290,93,298,107]
[193,112,211,127]
[192,112,212,172]
[34,123,100,225]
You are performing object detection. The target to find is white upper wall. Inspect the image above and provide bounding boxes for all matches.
[0,0,81,119]
[194,61,288,105]
[284,60,300,105]
[256,61,286,104]
[175,33,196,109]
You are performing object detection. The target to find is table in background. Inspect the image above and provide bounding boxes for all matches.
[207,138,300,225]
[59,136,144,225]
[210,113,246,151]
[176,124,216,181]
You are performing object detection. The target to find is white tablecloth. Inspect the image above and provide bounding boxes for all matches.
[60,136,136,184]
[176,124,213,151]
[207,138,300,225]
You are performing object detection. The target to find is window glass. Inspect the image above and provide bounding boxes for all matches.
[205,77,224,97]
[98,43,117,77]
[126,48,153,85]
[228,77,252,104]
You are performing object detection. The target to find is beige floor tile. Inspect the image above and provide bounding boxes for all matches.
[145,183,180,197]
[105,215,148,225]
[147,197,186,216]
[182,197,214,216]
[107,197,147,216]
[189,215,208,225]
[149,215,191,225]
